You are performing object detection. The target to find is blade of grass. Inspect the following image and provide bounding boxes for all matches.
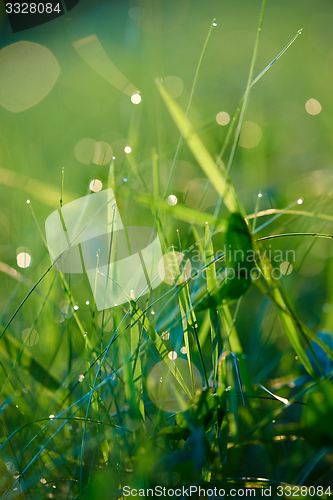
[157,83,242,215]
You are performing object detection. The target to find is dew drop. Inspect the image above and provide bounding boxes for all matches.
[85,300,90,306]
[26,199,30,204]
[124,146,132,154]
[112,203,116,209]
[297,198,303,205]
[168,351,177,360]
[78,374,85,382]
[212,20,217,26]
[49,414,55,420]
[167,194,178,206]
[123,177,128,183]
[74,305,79,311]
[131,93,142,104]
[258,192,263,198]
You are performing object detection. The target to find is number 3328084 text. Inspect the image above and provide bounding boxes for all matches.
[5,3,61,14]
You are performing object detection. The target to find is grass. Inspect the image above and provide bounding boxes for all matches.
[1,0,333,498]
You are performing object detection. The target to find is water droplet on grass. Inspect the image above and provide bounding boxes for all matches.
[131,93,141,104]
[167,194,178,206]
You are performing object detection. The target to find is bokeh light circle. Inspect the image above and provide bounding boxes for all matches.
[305,98,322,115]
[239,121,262,149]
[147,358,203,413]
[0,41,60,112]
[158,251,192,285]
[216,111,230,126]
[17,252,32,269]
[280,262,293,275]
[89,179,103,192]
[164,76,184,98]
[22,328,39,346]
